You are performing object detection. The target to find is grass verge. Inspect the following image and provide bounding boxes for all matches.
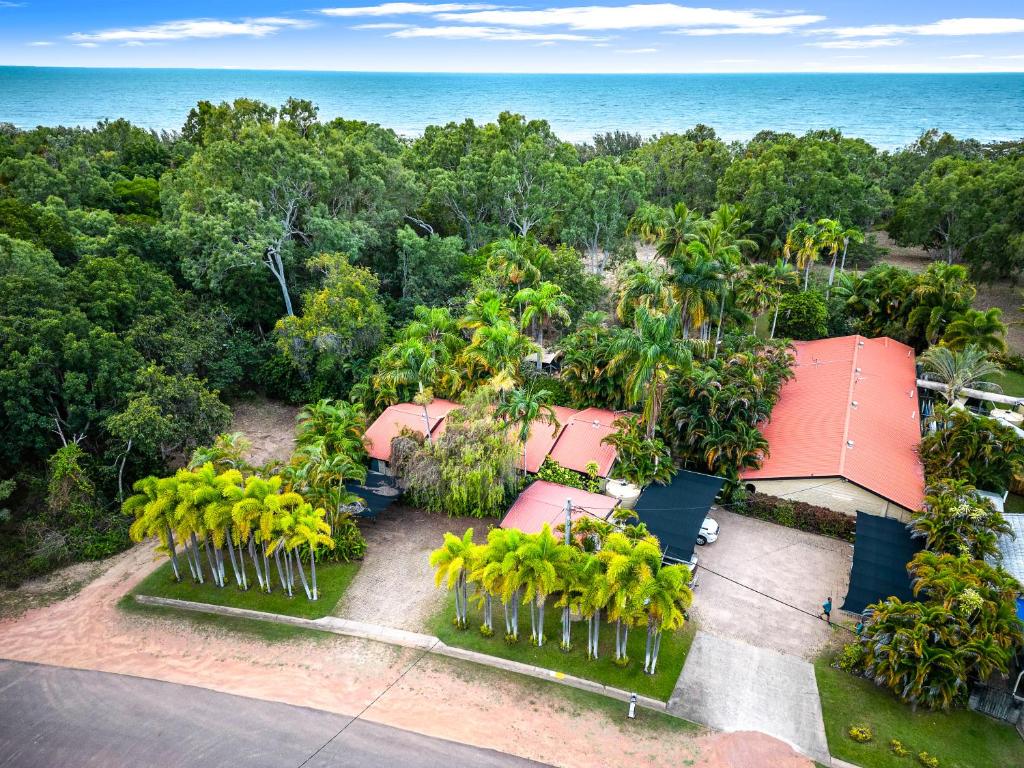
[130,557,360,620]
[429,592,695,701]
[989,369,1024,399]
[814,655,1023,768]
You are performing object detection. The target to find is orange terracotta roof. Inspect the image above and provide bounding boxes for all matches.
[741,335,925,511]
[363,399,460,462]
[500,480,619,535]
[547,407,621,478]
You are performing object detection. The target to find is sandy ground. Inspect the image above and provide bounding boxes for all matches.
[0,544,812,768]
[336,506,485,632]
[228,397,300,467]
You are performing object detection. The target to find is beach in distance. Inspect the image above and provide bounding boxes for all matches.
[2,66,1023,146]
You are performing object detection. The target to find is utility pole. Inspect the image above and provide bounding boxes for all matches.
[564,498,572,545]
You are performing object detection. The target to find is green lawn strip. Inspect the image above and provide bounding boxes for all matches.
[987,370,1024,399]
[814,656,1022,768]
[1005,493,1024,514]
[429,592,695,701]
[130,557,360,620]
[117,595,334,644]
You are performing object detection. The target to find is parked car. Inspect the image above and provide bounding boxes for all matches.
[696,517,719,546]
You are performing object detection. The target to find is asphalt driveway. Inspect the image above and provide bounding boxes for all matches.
[0,659,544,768]
[689,508,853,659]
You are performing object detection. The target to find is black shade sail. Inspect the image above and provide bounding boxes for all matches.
[843,512,923,615]
[634,469,725,563]
[343,471,401,515]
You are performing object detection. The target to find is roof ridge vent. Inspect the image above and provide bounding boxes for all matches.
[846,440,855,448]
[851,401,858,408]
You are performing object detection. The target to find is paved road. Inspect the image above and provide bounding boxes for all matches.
[0,660,546,768]
[668,632,830,764]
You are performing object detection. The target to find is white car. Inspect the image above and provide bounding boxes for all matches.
[696,517,719,546]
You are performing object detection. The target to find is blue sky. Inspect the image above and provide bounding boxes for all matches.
[2,1,1024,73]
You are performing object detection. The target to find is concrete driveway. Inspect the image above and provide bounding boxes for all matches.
[0,659,544,768]
[669,633,830,764]
[690,508,854,659]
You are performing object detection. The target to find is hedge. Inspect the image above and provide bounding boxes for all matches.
[726,492,856,542]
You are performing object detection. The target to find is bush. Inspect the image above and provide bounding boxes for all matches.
[890,740,911,757]
[917,752,939,768]
[836,643,864,672]
[776,290,829,340]
[536,457,601,493]
[730,492,855,541]
[848,725,873,743]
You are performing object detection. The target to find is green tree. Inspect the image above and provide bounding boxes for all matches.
[941,308,1006,353]
[430,528,476,629]
[919,344,1002,404]
[496,386,558,477]
[514,281,571,370]
[775,291,828,340]
[911,479,1012,560]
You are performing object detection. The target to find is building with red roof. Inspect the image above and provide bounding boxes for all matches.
[520,405,578,473]
[500,480,619,535]
[741,335,925,520]
[363,399,460,464]
[547,407,621,478]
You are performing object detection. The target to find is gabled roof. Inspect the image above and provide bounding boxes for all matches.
[363,399,460,462]
[521,405,577,473]
[500,480,619,535]
[741,335,925,511]
[548,407,621,478]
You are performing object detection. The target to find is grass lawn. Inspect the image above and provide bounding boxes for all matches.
[429,592,695,701]
[130,556,360,620]
[987,370,1024,399]
[814,656,1023,768]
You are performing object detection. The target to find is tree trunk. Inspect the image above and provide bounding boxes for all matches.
[273,547,289,595]
[266,249,294,317]
[189,533,204,584]
[293,550,312,600]
[236,540,249,590]
[203,537,220,588]
[826,253,838,299]
[714,288,726,359]
[310,545,318,601]
[504,599,512,635]
[839,238,849,274]
[535,321,543,371]
[770,302,780,339]
[247,536,266,592]
[261,541,272,594]
[650,632,663,675]
[537,599,545,647]
[644,624,653,673]
[165,524,181,582]
[803,262,810,292]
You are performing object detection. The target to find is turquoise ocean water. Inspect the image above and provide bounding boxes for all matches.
[1,67,1022,148]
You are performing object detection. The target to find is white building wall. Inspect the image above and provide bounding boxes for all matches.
[746,477,913,523]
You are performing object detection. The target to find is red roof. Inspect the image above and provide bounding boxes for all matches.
[520,405,578,473]
[548,407,621,478]
[500,480,619,535]
[363,399,460,462]
[741,335,924,511]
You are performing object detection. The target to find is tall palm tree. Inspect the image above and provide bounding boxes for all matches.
[188,432,252,473]
[654,202,703,260]
[907,262,976,346]
[460,318,539,392]
[735,263,779,332]
[495,386,558,476]
[486,236,549,293]
[430,528,476,628]
[641,563,693,674]
[486,527,529,641]
[942,308,1007,354]
[373,306,464,404]
[669,252,722,340]
[919,344,1003,404]
[599,532,660,661]
[514,281,571,370]
[276,501,334,601]
[461,289,513,331]
[512,525,573,647]
[767,259,800,338]
[784,221,820,291]
[615,261,672,326]
[124,474,183,582]
[814,219,864,295]
[609,306,693,439]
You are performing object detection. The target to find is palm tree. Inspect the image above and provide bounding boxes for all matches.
[668,252,721,340]
[201,467,248,589]
[512,525,573,647]
[495,386,559,476]
[486,527,529,641]
[461,289,513,331]
[907,262,976,346]
[229,474,290,592]
[735,263,779,332]
[766,259,800,338]
[373,307,464,404]
[942,308,1007,354]
[609,306,693,439]
[784,221,820,291]
[814,219,863,295]
[919,344,1003,404]
[188,432,252,473]
[124,475,183,581]
[653,203,703,260]
[642,563,693,674]
[460,318,539,391]
[514,281,571,370]
[486,236,549,292]
[277,502,334,601]
[615,261,672,326]
[599,532,660,662]
[430,528,475,629]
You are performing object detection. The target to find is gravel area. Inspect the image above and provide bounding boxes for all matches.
[335,505,492,632]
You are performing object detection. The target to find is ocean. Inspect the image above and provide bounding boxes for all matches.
[2,67,1022,149]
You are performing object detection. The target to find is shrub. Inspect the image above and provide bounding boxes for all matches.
[776,290,829,340]
[848,725,873,743]
[536,458,601,493]
[479,624,494,638]
[890,740,911,757]
[836,643,864,672]
[917,752,939,768]
[730,492,855,541]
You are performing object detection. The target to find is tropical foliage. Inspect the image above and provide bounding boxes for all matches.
[920,405,1024,493]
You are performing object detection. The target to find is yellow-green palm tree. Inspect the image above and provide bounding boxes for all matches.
[274,501,334,601]
[430,528,476,628]
[512,525,574,647]
[124,474,183,581]
[942,308,1007,354]
[784,221,820,292]
[599,532,661,661]
[641,564,693,674]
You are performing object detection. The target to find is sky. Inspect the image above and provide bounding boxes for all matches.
[2,1,1024,73]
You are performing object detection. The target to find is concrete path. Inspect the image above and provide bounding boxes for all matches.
[668,632,830,764]
[0,659,545,768]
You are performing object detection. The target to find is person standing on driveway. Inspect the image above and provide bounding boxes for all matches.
[819,596,832,624]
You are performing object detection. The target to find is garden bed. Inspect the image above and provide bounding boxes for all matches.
[429,592,696,701]
[814,656,1022,768]
[130,558,361,620]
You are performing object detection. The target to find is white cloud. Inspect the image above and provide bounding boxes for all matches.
[390,25,600,40]
[997,54,1024,59]
[0,1,26,7]
[433,4,824,33]
[69,17,312,44]
[352,22,413,29]
[808,38,903,49]
[322,3,497,16]
[943,53,985,59]
[616,47,658,53]
[714,58,755,63]
[825,17,1024,39]
[26,41,54,47]
[75,42,99,48]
